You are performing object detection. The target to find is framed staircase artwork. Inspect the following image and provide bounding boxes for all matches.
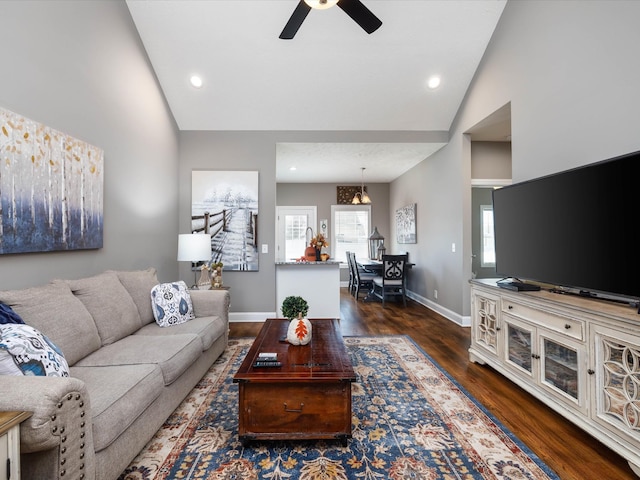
[191,170,259,271]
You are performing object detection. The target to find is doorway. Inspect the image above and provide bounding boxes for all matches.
[275,206,317,262]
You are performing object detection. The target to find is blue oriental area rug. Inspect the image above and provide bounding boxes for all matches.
[120,336,559,480]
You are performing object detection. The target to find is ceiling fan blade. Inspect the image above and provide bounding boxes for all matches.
[337,0,382,34]
[279,1,312,39]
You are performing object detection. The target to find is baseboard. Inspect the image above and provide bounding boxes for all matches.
[229,292,471,327]
[406,290,470,327]
[229,312,275,323]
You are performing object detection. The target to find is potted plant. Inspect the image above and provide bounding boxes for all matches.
[281,296,312,345]
[281,295,309,320]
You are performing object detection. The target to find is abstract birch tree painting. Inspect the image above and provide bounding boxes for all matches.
[0,107,103,254]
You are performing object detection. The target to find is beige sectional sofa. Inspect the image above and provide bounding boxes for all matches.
[0,268,230,480]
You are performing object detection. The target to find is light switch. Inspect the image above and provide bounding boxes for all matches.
[451,243,456,253]
[262,244,268,253]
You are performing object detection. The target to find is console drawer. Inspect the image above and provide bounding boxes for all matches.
[502,300,584,341]
[238,381,352,440]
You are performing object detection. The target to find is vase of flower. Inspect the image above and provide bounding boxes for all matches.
[310,233,329,263]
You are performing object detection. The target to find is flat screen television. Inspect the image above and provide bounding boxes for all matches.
[492,149,640,304]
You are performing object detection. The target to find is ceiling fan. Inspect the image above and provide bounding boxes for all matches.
[280,0,382,40]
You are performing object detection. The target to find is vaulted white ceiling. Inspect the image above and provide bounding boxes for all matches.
[126,0,507,182]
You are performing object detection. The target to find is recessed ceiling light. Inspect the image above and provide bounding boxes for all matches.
[289,166,297,171]
[190,75,203,88]
[427,76,441,89]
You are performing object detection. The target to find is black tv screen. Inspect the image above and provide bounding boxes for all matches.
[492,149,640,300]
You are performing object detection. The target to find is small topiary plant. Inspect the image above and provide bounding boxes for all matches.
[281,295,309,320]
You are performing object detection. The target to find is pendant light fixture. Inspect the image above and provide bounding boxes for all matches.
[352,167,372,205]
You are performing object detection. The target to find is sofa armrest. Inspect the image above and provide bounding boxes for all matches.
[190,288,230,322]
[0,375,95,478]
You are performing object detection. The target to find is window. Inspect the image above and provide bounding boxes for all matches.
[331,205,371,264]
[481,204,495,267]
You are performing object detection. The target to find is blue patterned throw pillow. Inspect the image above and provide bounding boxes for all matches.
[0,324,70,376]
[150,281,195,327]
[0,302,25,324]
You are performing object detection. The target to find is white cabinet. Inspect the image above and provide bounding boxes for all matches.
[470,290,501,360]
[590,323,640,467]
[275,261,341,318]
[470,279,640,477]
[502,310,588,415]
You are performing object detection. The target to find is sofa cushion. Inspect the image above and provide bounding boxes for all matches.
[75,334,202,386]
[0,324,70,376]
[109,268,159,326]
[150,281,195,327]
[71,364,164,452]
[0,282,101,366]
[135,315,226,351]
[62,272,141,346]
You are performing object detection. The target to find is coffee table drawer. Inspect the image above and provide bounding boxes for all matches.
[238,382,352,441]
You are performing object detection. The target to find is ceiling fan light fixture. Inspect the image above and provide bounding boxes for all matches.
[304,0,339,10]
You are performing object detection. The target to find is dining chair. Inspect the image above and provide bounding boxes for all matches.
[345,251,354,295]
[349,252,376,301]
[372,254,408,306]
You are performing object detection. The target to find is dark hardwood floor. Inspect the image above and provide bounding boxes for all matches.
[230,288,636,480]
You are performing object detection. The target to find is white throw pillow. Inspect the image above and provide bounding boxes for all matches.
[0,324,70,376]
[150,281,195,327]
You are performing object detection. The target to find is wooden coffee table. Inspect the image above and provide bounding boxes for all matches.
[233,318,356,445]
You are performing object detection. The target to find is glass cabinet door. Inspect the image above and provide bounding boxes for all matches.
[505,317,533,374]
[541,337,579,400]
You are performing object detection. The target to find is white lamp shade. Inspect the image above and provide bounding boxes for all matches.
[177,234,211,262]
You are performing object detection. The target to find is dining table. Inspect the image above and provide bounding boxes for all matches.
[357,258,416,274]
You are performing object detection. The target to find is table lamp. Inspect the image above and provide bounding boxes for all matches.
[177,233,212,287]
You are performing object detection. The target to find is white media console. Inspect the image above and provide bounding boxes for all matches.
[470,278,640,476]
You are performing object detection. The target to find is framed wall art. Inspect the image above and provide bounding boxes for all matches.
[191,170,259,271]
[337,185,367,205]
[0,107,103,254]
[396,203,416,244]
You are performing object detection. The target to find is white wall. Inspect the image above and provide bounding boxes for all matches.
[0,1,179,289]
[393,0,640,318]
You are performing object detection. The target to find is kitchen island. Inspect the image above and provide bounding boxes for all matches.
[275,260,341,318]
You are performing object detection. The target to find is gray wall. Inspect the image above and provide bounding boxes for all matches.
[5,1,637,325]
[471,142,511,180]
[178,131,430,317]
[392,0,640,321]
[0,1,179,290]
[276,182,390,240]
[277,182,390,283]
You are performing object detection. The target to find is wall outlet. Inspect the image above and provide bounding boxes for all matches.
[262,244,268,253]
[434,289,438,299]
